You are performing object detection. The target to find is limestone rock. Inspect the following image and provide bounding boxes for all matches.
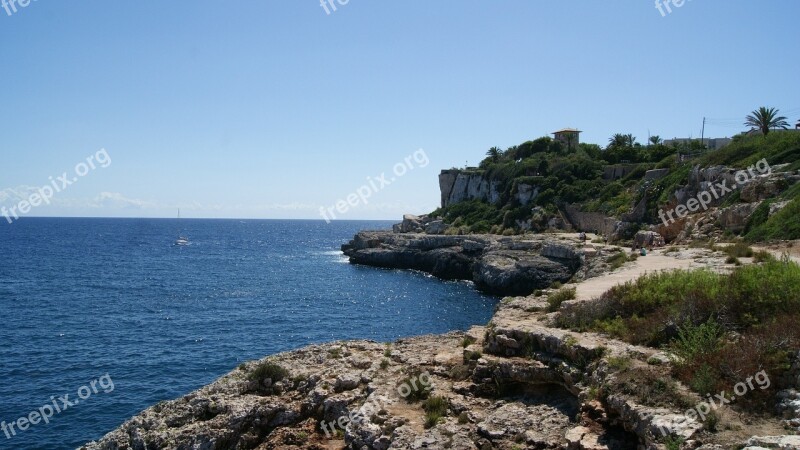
[718,202,761,233]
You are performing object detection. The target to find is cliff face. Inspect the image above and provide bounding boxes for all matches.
[439,170,500,208]
[438,169,539,209]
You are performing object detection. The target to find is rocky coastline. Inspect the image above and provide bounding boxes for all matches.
[81,227,800,450]
[341,231,584,296]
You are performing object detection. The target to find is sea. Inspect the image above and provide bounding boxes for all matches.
[0,218,497,449]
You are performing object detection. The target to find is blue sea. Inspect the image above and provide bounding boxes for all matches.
[0,218,497,449]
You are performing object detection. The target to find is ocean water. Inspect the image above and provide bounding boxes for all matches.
[0,218,497,449]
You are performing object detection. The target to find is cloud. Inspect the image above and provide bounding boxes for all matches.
[91,192,158,209]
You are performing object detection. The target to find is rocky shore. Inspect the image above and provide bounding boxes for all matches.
[81,235,800,450]
[341,232,585,296]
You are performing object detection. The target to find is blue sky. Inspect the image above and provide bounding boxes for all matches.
[1,0,798,220]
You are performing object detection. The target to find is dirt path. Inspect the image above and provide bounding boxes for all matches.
[575,249,696,302]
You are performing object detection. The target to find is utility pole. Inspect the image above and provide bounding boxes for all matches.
[700,117,706,148]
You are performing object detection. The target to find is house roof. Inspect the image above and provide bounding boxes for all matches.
[552,128,582,134]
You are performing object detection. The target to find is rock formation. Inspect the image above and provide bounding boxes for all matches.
[342,232,582,296]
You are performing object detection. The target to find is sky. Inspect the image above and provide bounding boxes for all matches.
[1,0,799,221]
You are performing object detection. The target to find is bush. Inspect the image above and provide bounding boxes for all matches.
[249,361,289,384]
[607,251,632,270]
[556,260,800,412]
[422,396,449,428]
[546,287,577,312]
[669,320,722,364]
[746,197,800,242]
[722,243,754,258]
[753,250,776,263]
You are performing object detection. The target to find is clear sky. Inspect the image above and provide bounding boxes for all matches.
[2,1,799,220]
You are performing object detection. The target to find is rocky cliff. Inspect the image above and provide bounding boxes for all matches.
[341,232,582,296]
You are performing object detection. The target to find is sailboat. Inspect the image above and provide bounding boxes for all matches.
[175,209,190,246]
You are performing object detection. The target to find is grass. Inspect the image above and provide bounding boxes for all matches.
[422,396,449,428]
[607,355,632,371]
[607,250,636,270]
[721,242,754,258]
[753,250,776,263]
[556,258,800,412]
[398,370,431,402]
[464,349,482,362]
[546,286,577,312]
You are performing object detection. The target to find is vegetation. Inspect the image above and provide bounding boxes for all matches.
[429,121,799,241]
[398,370,431,402]
[546,286,577,312]
[744,106,790,136]
[422,396,449,428]
[248,361,289,384]
[557,259,800,410]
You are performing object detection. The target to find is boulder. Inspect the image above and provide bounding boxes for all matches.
[399,214,424,233]
[424,220,447,235]
[633,230,665,248]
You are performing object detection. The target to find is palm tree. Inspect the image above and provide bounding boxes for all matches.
[745,107,790,136]
[649,135,663,146]
[625,134,637,147]
[608,134,628,148]
[485,146,502,162]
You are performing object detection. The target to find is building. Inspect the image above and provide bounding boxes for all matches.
[552,128,582,150]
[664,137,732,151]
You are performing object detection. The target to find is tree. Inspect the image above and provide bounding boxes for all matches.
[745,107,790,136]
[649,135,663,146]
[608,133,628,149]
[485,146,502,162]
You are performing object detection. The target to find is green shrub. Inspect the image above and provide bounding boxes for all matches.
[671,320,723,364]
[746,197,800,242]
[753,250,776,263]
[398,371,431,402]
[722,243,753,258]
[546,287,577,312]
[422,396,449,428]
[249,361,289,384]
[607,251,632,270]
[607,356,632,371]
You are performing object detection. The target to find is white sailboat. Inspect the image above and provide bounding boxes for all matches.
[175,209,190,246]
